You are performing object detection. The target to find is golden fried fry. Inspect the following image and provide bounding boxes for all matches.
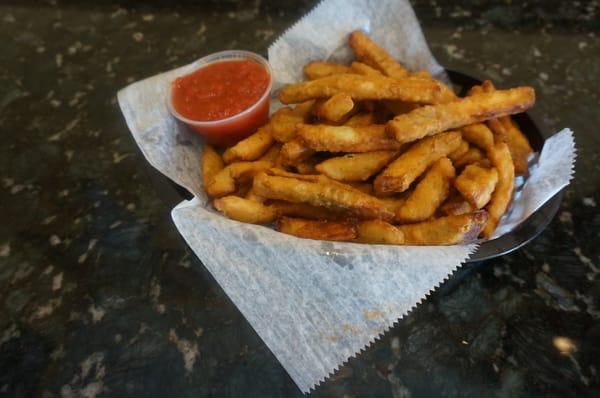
[440,192,474,216]
[395,157,455,223]
[297,124,402,152]
[279,74,448,105]
[468,84,484,96]
[268,167,380,198]
[259,143,281,162]
[454,164,498,209]
[461,123,494,151]
[356,219,405,244]
[206,160,273,197]
[304,61,352,80]
[351,61,385,77]
[270,201,346,220]
[315,151,398,182]
[269,108,300,143]
[314,93,355,123]
[253,172,394,220]
[479,81,532,175]
[374,131,462,194]
[482,142,514,238]
[348,32,456,102]
[453,147,485,169]
[222,127,273,163]
[344,112,377,127]
[348,30,410,78]
[207,169,235,198]
[386,87,536,144]
[347,182,374,195]
[245,186,265,203]
[202,145,225,189]
[397,211,488,245]
[213,196,276,224]
[448,139,470,162]
[279,138,314,166]
[276,217,357,241]
[379,196,406,214]
[266,168,376,194]
[264,167,370,192]
[270,101,314,142]
[487,117,530,174]
[498,117,532,174]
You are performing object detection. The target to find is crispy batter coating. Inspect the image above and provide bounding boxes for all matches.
[350,61,385,77]
[378,195,407,214]
[276,217,357,241]
[304,61,352,80]
[348,30,410,78]
[394,157,455,223]
[386,87,535,144]
[314,93,355,123]
[482,142,515,238]
[348,31,456,102]
[356,219,405,244]
[448,139,470,162]
[297,124,402,152]
[454,164,498,209]
[279,138,314,166]
[453,147,486,169]
[253,172,394,220]
[374,131,462,194]
[202,145,225,189]
[346,182,374,195]
[270,101,314,143]
[397,211,488,245]
[279,74,446,105]
[489,116,532,175]
[316,151,398,182]
[222,127,273,163]
[461,123,494,151]
[480,81,533,175]
[440,192,475,216]
[213,196,276,224]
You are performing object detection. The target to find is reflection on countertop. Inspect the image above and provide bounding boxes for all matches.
[0,0,598,397]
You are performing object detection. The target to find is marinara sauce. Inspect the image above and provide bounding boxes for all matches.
[170,55,272,147]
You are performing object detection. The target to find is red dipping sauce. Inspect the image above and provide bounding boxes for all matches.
[168,51,272,147]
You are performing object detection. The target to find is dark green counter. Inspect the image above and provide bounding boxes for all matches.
[1,1,598,396]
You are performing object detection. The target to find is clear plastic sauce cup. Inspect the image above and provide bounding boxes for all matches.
[167,50,273,147]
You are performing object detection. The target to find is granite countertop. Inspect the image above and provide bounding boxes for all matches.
[1,0,599,396]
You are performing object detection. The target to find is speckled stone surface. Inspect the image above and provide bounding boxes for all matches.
[1,1,599,397]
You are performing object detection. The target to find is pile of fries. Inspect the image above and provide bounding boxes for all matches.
[202,31,535,245]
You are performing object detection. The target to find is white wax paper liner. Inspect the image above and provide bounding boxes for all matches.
[117,0,576,392]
